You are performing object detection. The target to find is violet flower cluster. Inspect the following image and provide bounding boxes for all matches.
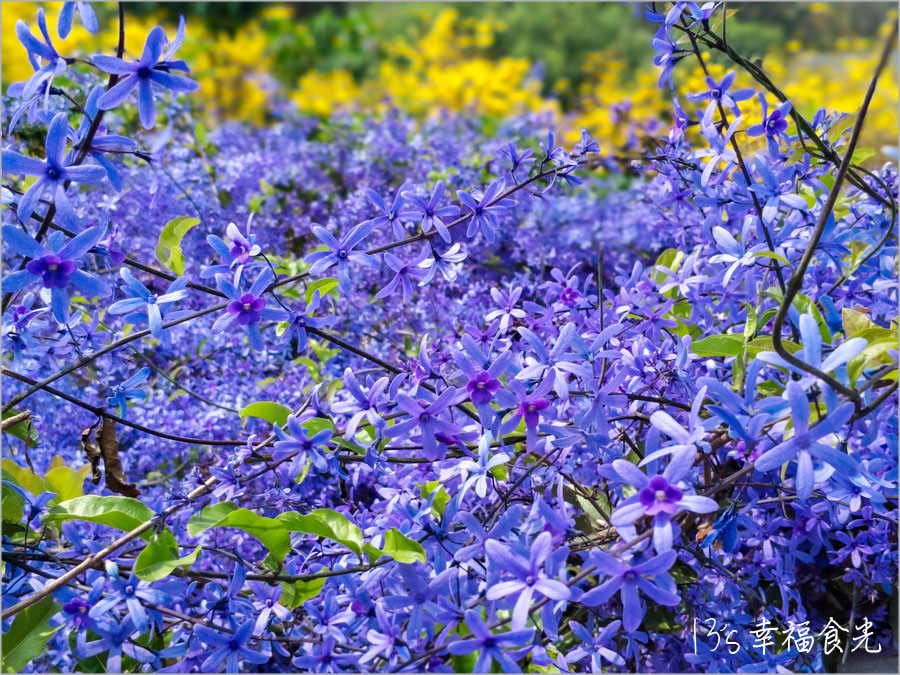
[1,3,897,674]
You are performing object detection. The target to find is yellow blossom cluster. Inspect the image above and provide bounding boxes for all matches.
[2,1,275,124]
[289,10,556,120]
[3,4,896,153]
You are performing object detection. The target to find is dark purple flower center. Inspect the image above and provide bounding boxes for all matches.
[560,287,580,306]
[25,254,76,289]
[638,475,683,516]
[124,585,135,595]
[45,165,61,181]
[466,372,499,405]
[338,249,349,259]
[230,240,250,261]
[138,66,152,79]
[227,293,266,325]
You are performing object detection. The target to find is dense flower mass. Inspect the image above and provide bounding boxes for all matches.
[1,2,898,674]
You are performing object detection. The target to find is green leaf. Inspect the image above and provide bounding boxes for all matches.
[765,289,832,345]
[44,495,154,536]
[277,509,363,558]
[1,409,38,446]
[2,479,25,524]
[852,147,876,165]
[842,308,878,337]
[2,596,61,673]
[382,528,426,564]
[847,330,896,384]
[421,481,451,517]
[652,248,684,286]
[1,460,49,496]
[155,216,200,276]
[743,303,758,340]
[186,502,237,534]
[239,401,293,428]
[752,250,791,267]
[744,336,803,358]
[305,278,339,305]
[691,334,745,358]
[363,542,387,563]
[134,529,202,581]
[44,467,84,504]
[281,577,326,609]
[188,503,291,563]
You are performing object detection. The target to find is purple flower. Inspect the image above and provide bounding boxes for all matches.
[485,287,526,333]
[758,312,867,393]
[610,456,718,552]
[573,128,600,156]
[497,377,554,449]
[70,85,138,191]
[279,290,338,352]
[446,609,534,673]
[651,32,688,90]
[107,268,189,343]
[500,142,535,183]
[305,220,380,292]
[457,178,515,243]
[88,571,169,633]
[106,367,151,418]
[455,433,511,499]
[272,413,333,475]
[332,368,388,440]
[403,181,459,243]
[194,620,270,672]
[93,22,198,128]
[485,531,572,629]
[63,598,93,629]
[248,582,292,635]
[212,268,288,351]
[580,549,680,632]
[202,216,265,279]
[3,225,110,323]
[3,112,107,227]
[76,617,156,672]
[696,114,741,187]
[58,2,99,38]
[744,154,810,223]
[358,602,410,665]
[376,244,430,302]
[364,182,414,240]
[15,9,67,101]
[385,388,461,460]
[566,620,625,670]
[747,93,793,156]
[687,71,755,124]
[418,242,467,285]
[753,381,858,499]
[644,386,711,464]
[467,371,501,405]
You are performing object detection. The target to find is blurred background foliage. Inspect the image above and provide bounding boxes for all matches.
[3,2,897,150]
